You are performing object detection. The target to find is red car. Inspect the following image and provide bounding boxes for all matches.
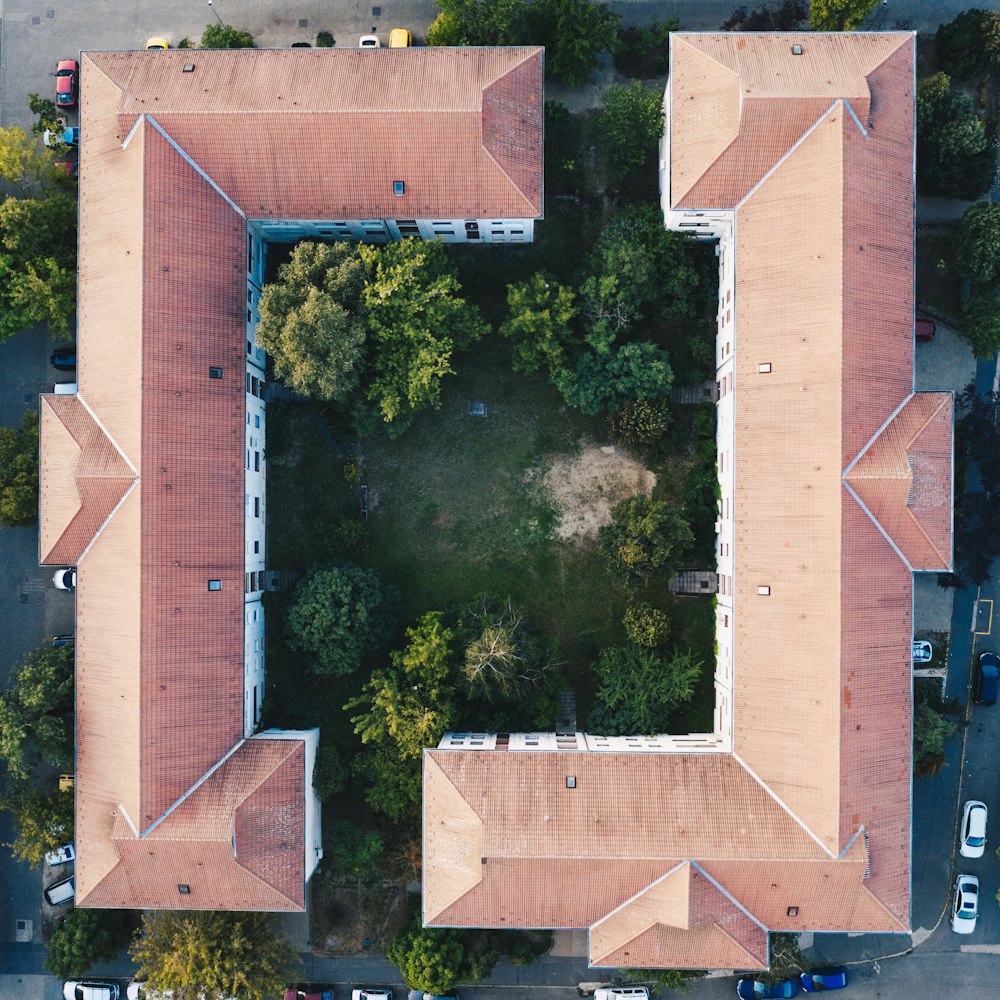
[915,319,936,342]
[55,59,79,107]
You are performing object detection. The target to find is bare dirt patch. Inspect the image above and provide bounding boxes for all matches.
[310,875,409,955]
[541,443,656,542]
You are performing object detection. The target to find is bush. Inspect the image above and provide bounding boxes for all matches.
[613,21,677,78]
[623,603,669,647]
[607,398,672,453]
[595,82,664,181]
[599,494,694,586]
[0,410,40,527]
[45,909,135,978]
[327,819,384,876]
[313,744,349,801]
[721,0,806,29]
[913,684,957,775]
[200,23,254,48]
[935,9,1000,81]
[316,31,335,47]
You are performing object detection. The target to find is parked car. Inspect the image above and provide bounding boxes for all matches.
[912,640,932,664]
[359,35,380,47]
[55,59,79,108]
[594,990,647,1000]
[408,994,458,1000]
[145,37,169,49]
[960,800,988,858]
[286,990,333,1000]
[952,874,979,934]
[53,568,76,591]
[43,126,79,148]
[389,28,413,47]
[915,319,936,342]
[737,979,797,999]
[45,844,75,866]
[64,985,119,1000]
[974,651,999,705]
[45,875,75,905]
[54,160,78,175]
[50,346,77,370]
[799,967,848,992]
[51,635,74,647]
[353,991,392,1000]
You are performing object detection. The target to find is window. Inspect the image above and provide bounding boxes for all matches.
[208,580,222,591]
[254,497,260,518]
[254,415,260,428]
[209,366,223,379]
[254,451,259,472]
[247,235,253,273]
[254,540,259,554]
[246,373,251,393]
[178,883,191,894]
[251,376,259,396]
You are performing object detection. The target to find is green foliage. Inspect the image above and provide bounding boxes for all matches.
[200,23,254,48]
[428,0,527,44]
[499,271,577,377]
[360,239,487,434]
[616,969,706,993]
[962,285,1000,358]
[0,785,74,868]
[458,598,558,701]
[45,908,135,979]
[0,642,73,781]
[388,924,501,993]
[613,20,677,78]
[557,326,673,416]
[316,31,335,47]
[284,563,400,677]
[327,819,385,876]
[0,410,40,527]
[767,933,805,983]
[599,494,693,586]
[935,9,1000,81]
[0,126,63,196]
[352,742,422,825]
[544,100,581,195]
[582,205,703,328]
[27,93,62,137]
[7,257,76,338]
[312,744,349,801]
[595,82,664,180]
[130,911,299,1000]
[526,0,620,87]
[623,602,669,647]
[808,0,879,31]
[0,254,33,342]
[917,72,997,201]
[0,194,78,269]
[913,685,957,774]
[588,644,701,735]
[256,241,368,402]
[721,1,806,29]
[607,398,672,454]
[958,203,1000,285]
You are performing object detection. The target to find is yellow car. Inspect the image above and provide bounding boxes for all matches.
[389,28,412,48]
[145,37,169,49]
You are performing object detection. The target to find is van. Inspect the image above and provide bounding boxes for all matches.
[54,382,78,395]
[594,989,649,1000]
[44,874,75,905]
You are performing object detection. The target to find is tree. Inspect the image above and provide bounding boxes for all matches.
[0,410,40,527]
[312,744,349,801]
[458,599,557,701]
[958,203,1000,286]
[427,0,527,45]
[0,255,33,342]
[913,691,957,774]
[27,93,63,137]
[130,911,298,1000]
[284,563,400,677]
[595,82,664,180]
[0,194,78,269]
[199,23,254,48]
[0,126,62,196]
[256,241,368,402]
[616,969,706,993]
[525,0,620,87]
[499,272,577,378]
[808,0,879,31]
[352,741,422,824]
[607,397,672,453]
[0,785,74,867]
[613,20,678,78]
[599,494,693,586]
[721,0,806,30]
[6,257,76,338]
[587,645,701,736]
[426,11,468,45]
[962,285,1000,358]
[360,240,487,433]
[916,73,997,201]
[388,925,501,993]
[935,9,1000,81]
[327,819,385,876]
[623,603,669,647]
[45,908,135,978]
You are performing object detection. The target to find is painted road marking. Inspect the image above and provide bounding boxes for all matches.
[961,944,1000,953]
[975,598,993,635]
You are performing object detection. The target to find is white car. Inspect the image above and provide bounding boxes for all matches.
[912,640,932,664]
[951,874,979,934]
[353,991,392,1000]
[45,843,75,866]
[63,983,119,1000]
[960,800,988,858]
[53,568,76,590]
[359,35,380,47]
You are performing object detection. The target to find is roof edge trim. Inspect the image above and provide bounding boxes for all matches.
[843,391,914,478]
[841,480,914,572]
[122,113,145,148]
[589,860,688,930]
[146,115,247,221]
[689,860,770,933]
[842,98,869,138]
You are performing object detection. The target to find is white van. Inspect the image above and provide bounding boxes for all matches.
[44,875,75,905]
[594,989,649,1000]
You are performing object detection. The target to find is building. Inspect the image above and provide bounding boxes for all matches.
[422,32,953,970]
[38,45,543,911]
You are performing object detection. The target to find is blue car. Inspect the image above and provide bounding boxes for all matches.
[800,967,848,992]
[737,979,798,999]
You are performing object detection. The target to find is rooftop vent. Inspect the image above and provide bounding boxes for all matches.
[791,44,803,55]
[393,180,405,196]
[183,64,196,73]
[566,776,577,789]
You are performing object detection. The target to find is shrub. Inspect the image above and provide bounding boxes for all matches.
[599,495,694,586]
[313,744,349,801]
[607,398,672,452]
[316,31,335,47]
[200,23,254,48]
[595,82,664,180]
[623,603,669,647]
[613,20,677,78]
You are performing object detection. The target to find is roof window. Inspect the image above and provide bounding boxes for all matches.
[393,180,405,196]
[178,883,191,894]
[566,776,577,789]
[208,580,222,591]
[791,44,803,55]
[209,367,223,379]
[756,585,771,596]
[758,363,772,373]
[183,64,195,73]
[787,905,799,916]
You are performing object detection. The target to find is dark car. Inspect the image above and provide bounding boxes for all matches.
[915,319,936,342]
[974,651,999,705]
[285,990,333,1000]
[736,979,798,999]
[55,59,79,107]
[50,347,77,370]
[800,967,848,992]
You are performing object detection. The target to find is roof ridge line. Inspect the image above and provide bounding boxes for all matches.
[590,861,688,929]
[731,753,838,859]
[230,853,303,909]
[841,478,914,571]
[843,391,914,477]
[902,505,949,570]
[689,860,770,934]
[902,391,952,452]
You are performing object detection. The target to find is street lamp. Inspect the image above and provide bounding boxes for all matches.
[207,0,225,27]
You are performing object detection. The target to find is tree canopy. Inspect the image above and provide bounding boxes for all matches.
[808,0,879,31]
[499,271,577,378]
[284,563,400,677]
[526,0,621,87]
[6,256,76,338]
[935,9,1000,81]
[721,0,806,30]
[0,194,78,270]
[595,82,665,180]
[45,908,135,979]
[130,911,298,1000]
[961,285,1000,359]
[200,23,255,48]
[387,924,502,993]
[0,410,40,527]
[0,126,64,196]
[957,202,1000,286]
[1,785,74,867]
[599,494,693,586]
[427,0,527,44]
[587,644,702,736]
